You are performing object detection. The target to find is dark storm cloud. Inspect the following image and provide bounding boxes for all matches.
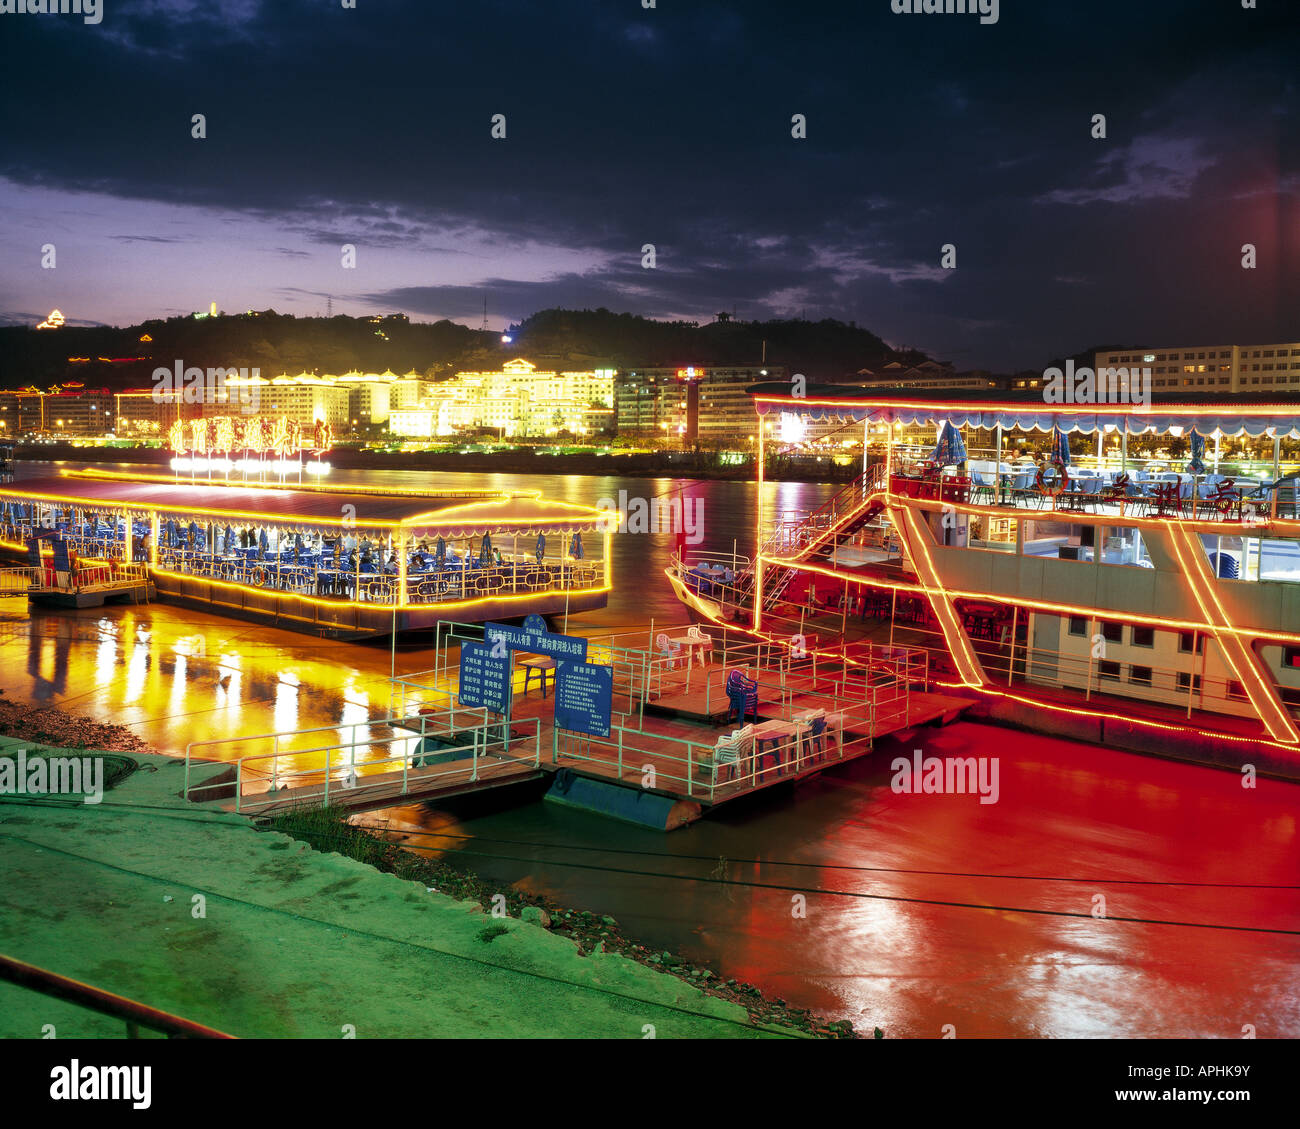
[0,0,1296,366]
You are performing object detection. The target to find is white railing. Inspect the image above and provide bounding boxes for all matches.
[184,713,543,812]
[555,708,877,803]
[0,567,38,594]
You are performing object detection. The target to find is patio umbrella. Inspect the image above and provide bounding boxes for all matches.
[258,527,269,557]
[164,518,176,546]
[570,531,583,559]
[930,420,968,467]
[1187,428,1207,474]
[535,533,546,564]
[188,521,200,546]
[223,524,233,553]
[294,531,304,561]
[435,537,446,569]
[479,532,493,564]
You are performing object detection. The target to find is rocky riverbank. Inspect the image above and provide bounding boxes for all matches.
[268,806,866,1039]
[0,689,151,753]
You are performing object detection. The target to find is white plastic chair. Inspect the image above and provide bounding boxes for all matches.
[655,632,682,671]
[685,624,713,667]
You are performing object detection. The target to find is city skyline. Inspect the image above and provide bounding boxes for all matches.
[0,1,1295,372]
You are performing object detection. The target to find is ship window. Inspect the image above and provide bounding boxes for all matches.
[1068,616,1088,637]
[1176,672,1203,693]
[1129,665,1153,686]
[1178,631,1205,654]
[1283,646,1300,670]
[1132,626,1155,647]
[1098,661,1121,680]
[1226,680,1247,700]
[1100,620,1124,643]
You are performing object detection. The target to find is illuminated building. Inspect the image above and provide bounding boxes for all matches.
[1095,341,1300,395]
[388,359,614,439]
[213,373,350,429]
[615,365,787,444]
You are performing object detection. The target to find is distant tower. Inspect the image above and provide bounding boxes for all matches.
[480,296,489,332]
[327,296,333,318]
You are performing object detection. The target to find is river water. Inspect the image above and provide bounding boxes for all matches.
[2,462,1297,1037]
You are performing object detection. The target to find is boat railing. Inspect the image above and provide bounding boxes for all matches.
[184,713,543,813]
[553,707,878,803]
[0,566,39,593]
[845,595,1296,721]
[149,548,602,606]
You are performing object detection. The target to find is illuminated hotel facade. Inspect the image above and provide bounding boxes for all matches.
[388,359,615,439]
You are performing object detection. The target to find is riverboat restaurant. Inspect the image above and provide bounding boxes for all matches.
[0,475,611,637]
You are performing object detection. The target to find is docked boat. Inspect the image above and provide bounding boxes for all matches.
[667,386,1300,776]
[0,469,611,638]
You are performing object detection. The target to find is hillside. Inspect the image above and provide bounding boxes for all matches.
[0,308,924,390]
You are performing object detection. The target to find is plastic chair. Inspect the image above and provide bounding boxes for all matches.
[725,669,759,725]
[655,632,682,671]
[685,624,713,667]
[699,731,742,787]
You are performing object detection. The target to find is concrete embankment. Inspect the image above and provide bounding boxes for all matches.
[0,739,794,1039]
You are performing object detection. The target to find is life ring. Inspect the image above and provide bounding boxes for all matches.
[1035,465,1069,497]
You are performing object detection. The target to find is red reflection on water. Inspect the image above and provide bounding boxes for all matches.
[700,725,1300,1038]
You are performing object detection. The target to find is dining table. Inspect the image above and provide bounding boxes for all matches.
[751,719,803,780]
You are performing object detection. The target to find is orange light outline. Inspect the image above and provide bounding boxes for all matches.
[1166,525,1298,744]
[888,503,985,689]
[150,565,611,613]
[753,393,1300,419]
[68,466,540,502]
[668,571,1299,759]
[760,553,1300,647]
[0,483,609,533]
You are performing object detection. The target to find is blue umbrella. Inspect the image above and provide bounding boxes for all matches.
[480,532,493,564]
[258,527,269,556]
[188,521,200,546]
[1050,425,1071,471]
[1187,428,1207,475]
[535,533,546,564]
[223,524,233,553]
[570,531,583,559]
[164,518,176,546]
[930,420,967,467]
[435,537,446,569]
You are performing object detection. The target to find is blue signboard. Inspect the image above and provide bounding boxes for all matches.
[484,621,588,662]
[522,613,547,635]
[554,662,613,738]
[458,640,512,713]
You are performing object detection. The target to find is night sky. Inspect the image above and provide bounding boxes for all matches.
[0,0,1296,370]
